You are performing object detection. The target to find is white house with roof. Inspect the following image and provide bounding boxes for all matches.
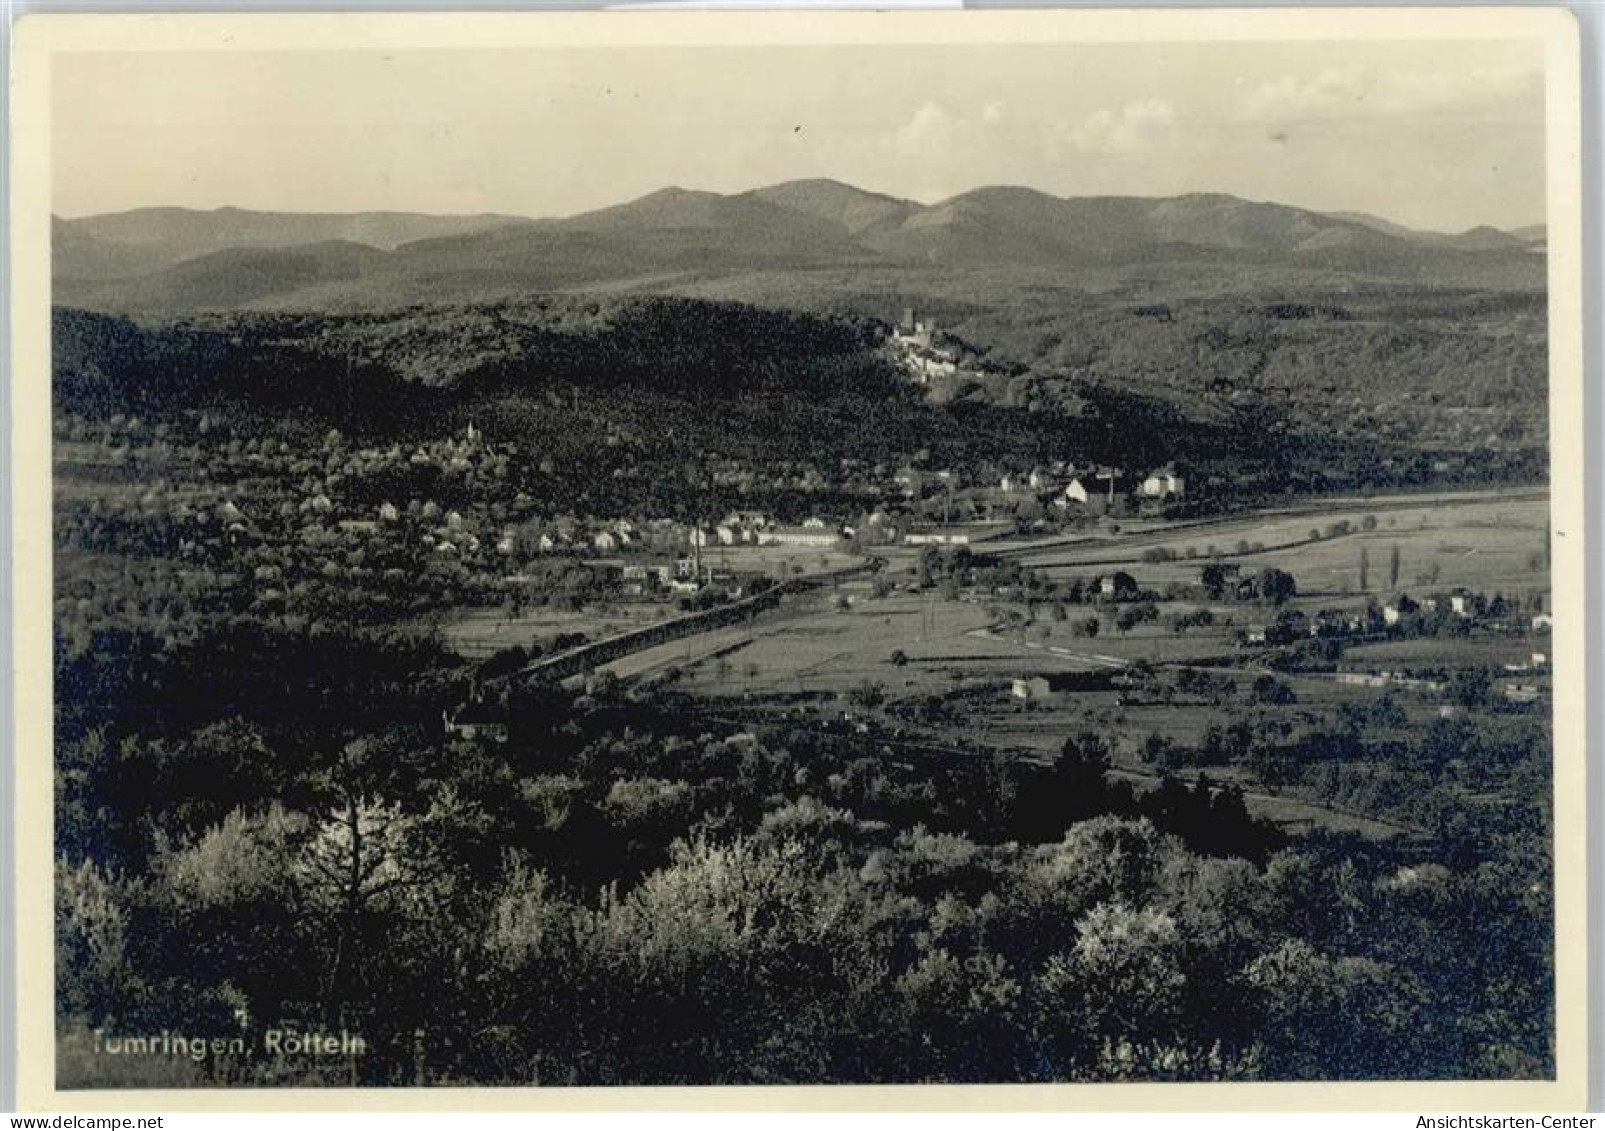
[1140,470,1185,499]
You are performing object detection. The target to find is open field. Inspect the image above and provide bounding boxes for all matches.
[659,592,1015,698]
[1341,634,1547,669]
[696,543,864,576]
[1019,494,1550,599]
[441,603,679,658]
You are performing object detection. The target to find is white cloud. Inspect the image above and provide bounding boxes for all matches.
[890,101,956,155]
[1063,98,1177,155]
[887,99,1010,158]
[1240,66,1540,123]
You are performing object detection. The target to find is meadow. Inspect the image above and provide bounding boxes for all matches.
[1020,493,1550,601]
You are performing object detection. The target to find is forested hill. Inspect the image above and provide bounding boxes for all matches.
[51,298,1193,473]
[53,295,1542,501]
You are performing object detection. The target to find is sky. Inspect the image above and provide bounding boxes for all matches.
[53,39,1548,232]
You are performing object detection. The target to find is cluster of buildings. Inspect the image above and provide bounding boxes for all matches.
[888,310,962,383]
[894,460,1188,524]
[1376,590,1547,631]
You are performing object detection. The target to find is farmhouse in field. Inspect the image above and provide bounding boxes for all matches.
[1098,571,1140,600]
[1011,670,1122,700]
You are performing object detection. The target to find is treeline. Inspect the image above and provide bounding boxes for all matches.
[54,297,1493,500]
[953,284,1549,450]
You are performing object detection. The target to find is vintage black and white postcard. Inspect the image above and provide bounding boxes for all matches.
[7,6,1588,1112]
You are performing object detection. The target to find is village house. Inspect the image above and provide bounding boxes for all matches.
[724,509,769,531]
[1140,470,1186,499]
[1011,677,1052,701]
[620,561,675,595]
[1098,571,1140,601]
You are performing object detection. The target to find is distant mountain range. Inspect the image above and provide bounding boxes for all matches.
[53,180,1547,312]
